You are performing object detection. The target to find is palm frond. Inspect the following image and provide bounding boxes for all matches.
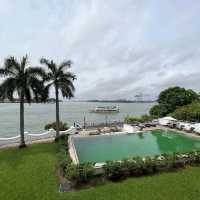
[60,84,74,98]
[58,60,72,71]
[40,58,57,74]
[59,72,76,81]
[0,68,15,77]
[4,56,21,74]
[40,83,53,102]
[45,72,54,82]
[29,78,44,103]
[25,67,47,80]
[21,55,28,71]
[40,58,76,99]
[0,77,17,100]
[58,78,75,92]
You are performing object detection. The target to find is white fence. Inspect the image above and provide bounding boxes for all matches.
[0,126,76,147]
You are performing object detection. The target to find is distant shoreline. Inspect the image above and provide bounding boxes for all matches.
[74,100,157,103]
[0,98,62,103]
[0,100,156,104]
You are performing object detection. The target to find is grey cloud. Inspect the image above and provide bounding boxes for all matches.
[0,0,200,100]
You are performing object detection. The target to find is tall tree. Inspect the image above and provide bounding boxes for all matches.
[40,58,76,139]
[0,56,46,147]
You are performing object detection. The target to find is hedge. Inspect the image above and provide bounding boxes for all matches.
[124,115,155,124]
[45,121,69,131]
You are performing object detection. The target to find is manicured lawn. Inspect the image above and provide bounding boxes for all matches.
[1,143,200,200]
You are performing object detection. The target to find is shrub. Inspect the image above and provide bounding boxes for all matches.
[57,134,71,171]
[124,115,155,124]
[44,121,69,131]
[103,152,200,181]
[124,159,141,176]
[120,158,133,176]
[65,164,79,181]
[104,161,124,180]
[170,101,200,122]
[78,163,94,182]
[141,157,156,174]
[65,163,94,183]
[150,104,170,117]
[58,150,71,170]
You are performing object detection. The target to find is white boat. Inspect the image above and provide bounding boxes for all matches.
[90,106,119,113]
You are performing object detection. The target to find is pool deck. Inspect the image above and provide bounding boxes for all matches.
[77,126,160,136]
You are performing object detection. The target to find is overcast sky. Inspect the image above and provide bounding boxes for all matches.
[0,0,200,100]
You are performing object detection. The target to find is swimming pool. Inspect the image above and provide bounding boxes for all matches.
[72,129,200,163]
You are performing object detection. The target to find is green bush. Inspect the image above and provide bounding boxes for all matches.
[104,161,124,180]
[78,163,94,182]
[170,101,200,122]
[65,164,80,181]
[124,115,154,124]
[141,157,156,174]
[57,134,71,171]
[150,104,170,117]
[65,163,94,183]
[44,121,69,131]
[103,151,200,180]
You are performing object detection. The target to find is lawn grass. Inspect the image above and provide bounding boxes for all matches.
[1,143,200,200]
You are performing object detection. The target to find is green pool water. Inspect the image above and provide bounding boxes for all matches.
[73,129,200,163]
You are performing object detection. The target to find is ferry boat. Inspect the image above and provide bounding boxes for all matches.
[90,106,120,113]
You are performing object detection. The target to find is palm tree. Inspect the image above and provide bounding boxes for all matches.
[40,58,76,139]
[0,56,46,148]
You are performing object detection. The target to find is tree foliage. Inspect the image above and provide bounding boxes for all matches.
[0,56,46,102]
[124,115,155,123]
[44,121,69,131]
[150,87,199,117]
[40,58,76,100]
[171,101,200,122]
[150,104,171,117]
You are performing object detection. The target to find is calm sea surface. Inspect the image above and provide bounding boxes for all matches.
[0,102,155,137]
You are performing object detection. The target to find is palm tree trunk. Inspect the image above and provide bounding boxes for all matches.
[19,93,26,148]
[55,85,60,140]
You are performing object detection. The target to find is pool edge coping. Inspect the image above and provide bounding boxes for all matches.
[68,136,79,164]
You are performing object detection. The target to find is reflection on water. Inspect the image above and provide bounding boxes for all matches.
[138,132,144,139]
[152,131,200,154]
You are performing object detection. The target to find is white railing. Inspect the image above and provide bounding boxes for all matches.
[0,135,20,140]
[0,126,76,147]
[60,126,76,135]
